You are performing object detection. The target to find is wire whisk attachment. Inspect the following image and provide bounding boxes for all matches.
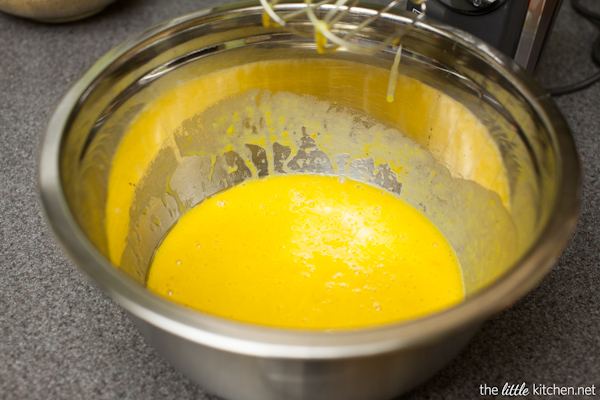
[259,0,428,102]
[260,0,427,55]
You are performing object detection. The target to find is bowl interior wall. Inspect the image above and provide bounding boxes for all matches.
[59,8,557,301]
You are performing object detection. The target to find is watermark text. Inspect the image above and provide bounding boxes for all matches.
[479,382,596,397]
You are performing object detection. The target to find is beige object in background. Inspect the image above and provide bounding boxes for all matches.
[0,0,119,22]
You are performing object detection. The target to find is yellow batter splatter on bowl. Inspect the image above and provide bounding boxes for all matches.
[146,174,463,330]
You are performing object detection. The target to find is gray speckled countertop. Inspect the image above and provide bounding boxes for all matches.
[1,1,599,399]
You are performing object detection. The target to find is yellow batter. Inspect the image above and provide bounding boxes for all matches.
[146,174,463,329]
[105,60,510,269]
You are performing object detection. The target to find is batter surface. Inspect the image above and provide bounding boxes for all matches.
[146,174,463,329]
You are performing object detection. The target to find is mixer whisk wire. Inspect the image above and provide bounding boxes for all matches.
[260,0,426,53]
[259,0,428,101]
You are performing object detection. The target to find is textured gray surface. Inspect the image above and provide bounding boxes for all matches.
[1,0,599,399]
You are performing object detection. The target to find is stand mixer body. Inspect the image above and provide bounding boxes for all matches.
[406,0,564,73]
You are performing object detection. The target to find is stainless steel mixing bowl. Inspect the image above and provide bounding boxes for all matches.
[39,2,580,400]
